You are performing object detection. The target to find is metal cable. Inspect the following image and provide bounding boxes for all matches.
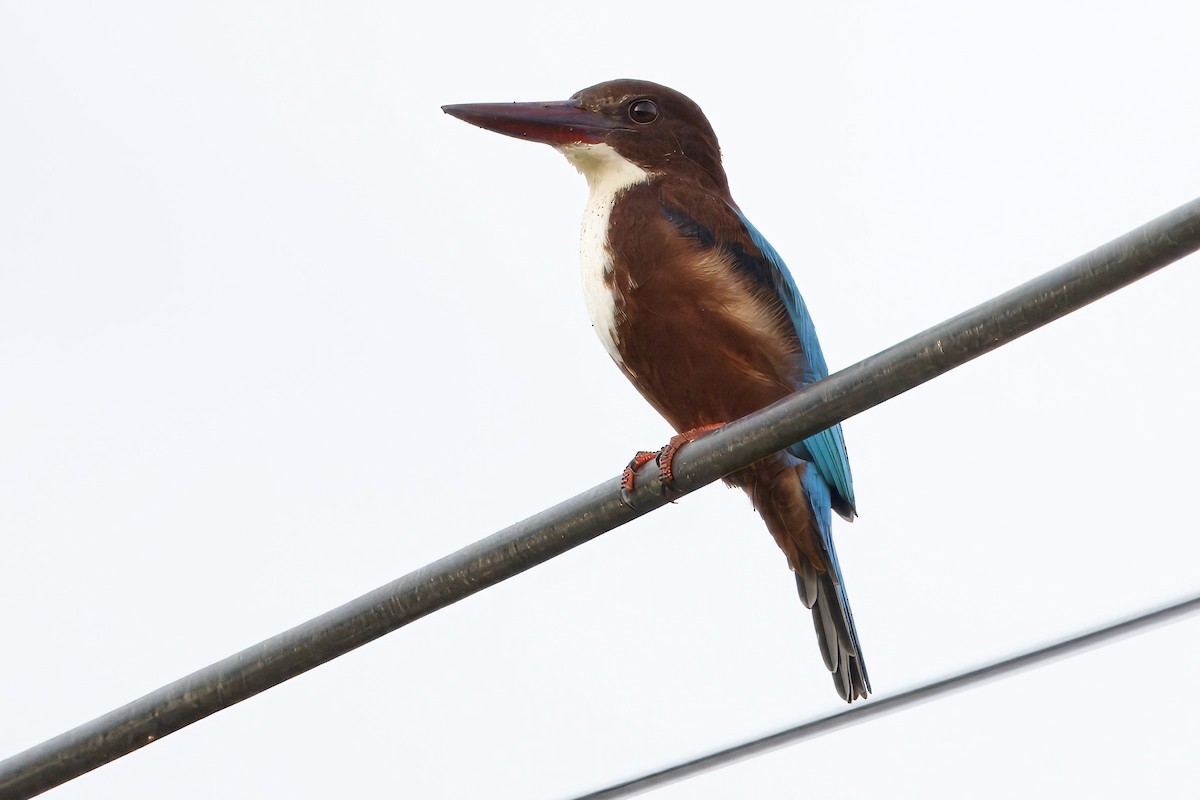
[569,593,1200,799]
[2,197,1199,799]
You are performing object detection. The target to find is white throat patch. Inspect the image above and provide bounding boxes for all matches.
[557,142,651,365]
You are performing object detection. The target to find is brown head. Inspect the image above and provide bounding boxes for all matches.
[442,79,730,196]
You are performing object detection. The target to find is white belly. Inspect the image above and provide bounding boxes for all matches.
[578,191,624,363]
[557,142,651,366]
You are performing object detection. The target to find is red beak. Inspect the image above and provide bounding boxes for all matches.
[441,100,625,145]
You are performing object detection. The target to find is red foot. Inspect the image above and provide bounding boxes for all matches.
[656,423,726,483]
[620,423,727,501]
[621,451,659,494]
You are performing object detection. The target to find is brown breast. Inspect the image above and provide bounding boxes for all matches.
[605,182,802,433]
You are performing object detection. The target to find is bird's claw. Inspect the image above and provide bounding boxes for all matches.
[619,450,659,507]
[620,424,726,504]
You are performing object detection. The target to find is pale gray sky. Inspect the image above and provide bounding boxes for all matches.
[2,2,1199,798]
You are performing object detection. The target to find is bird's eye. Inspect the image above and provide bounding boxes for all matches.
[628,99,658,124]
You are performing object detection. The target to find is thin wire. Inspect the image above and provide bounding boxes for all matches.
[570,593,1200,799]
[1,198,1199,800]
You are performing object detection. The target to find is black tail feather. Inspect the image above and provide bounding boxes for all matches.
[795,569,871,702]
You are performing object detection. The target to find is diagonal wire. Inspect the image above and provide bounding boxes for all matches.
[569,592,1200,799]
[1,197,1198,799]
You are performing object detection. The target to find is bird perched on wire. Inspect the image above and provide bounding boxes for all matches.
[443,79,869,701]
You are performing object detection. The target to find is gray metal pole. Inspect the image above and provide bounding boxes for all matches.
[2,197,1198,799]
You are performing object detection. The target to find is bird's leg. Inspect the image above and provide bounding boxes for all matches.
[656,423,726,484]
[621,451,660,495]
[619,424,726,507]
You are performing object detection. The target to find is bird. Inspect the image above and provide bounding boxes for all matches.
[443,79,869,701]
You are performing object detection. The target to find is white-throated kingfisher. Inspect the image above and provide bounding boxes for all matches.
[443,79,869,701]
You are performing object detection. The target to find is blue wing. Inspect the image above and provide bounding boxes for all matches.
[664,202,866,699]
[735,209,867,698]
[729,207,857,518]
[660,203,857,516]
